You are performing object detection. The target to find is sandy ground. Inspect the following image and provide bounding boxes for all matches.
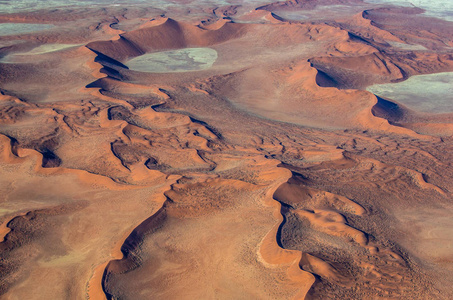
[1,0,453,299]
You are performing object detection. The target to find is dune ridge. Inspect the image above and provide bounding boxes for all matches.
[1,2,453,299]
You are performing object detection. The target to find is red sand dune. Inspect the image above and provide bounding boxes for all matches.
[1,1,453,299]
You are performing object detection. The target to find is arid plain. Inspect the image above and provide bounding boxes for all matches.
[1,0,453,299]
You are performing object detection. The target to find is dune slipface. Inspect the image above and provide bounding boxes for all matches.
[0,0,453,299]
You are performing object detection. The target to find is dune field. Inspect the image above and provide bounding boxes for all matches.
[0,0,453,299]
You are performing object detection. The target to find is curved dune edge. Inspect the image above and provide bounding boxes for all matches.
[94,157,320,299]
[371,96,453,137]
[94,159,304,298]
[77,51,226,297]
[0,130,179,299]
[198,18,231,30]
[309,65,422,134]
[0,133,170,298]
[0,213,28,243]
[355,103,421,137]
[257,217,316,300]
[265,12,286,24]
[347,12,405,44]
[81,16,444,136]
[1,6,452,299]
[87,261,109,300]
[138,17,169,29]
[256,158,385,296]
[257,165,316,300]
[75,45,444,295]
[269,162,439,297]
[0,78,213,297]
[99,197,171,299]
[0,155,173,299]
[0,133,165,191]
[85,17,248,63]
[86,182,177,300]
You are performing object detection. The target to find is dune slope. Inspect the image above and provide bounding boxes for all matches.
[0,2,453,300]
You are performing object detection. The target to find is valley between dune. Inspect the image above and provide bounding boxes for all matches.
[1,1,453,299]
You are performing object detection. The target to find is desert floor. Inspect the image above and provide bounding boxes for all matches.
[1,0,453,299]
